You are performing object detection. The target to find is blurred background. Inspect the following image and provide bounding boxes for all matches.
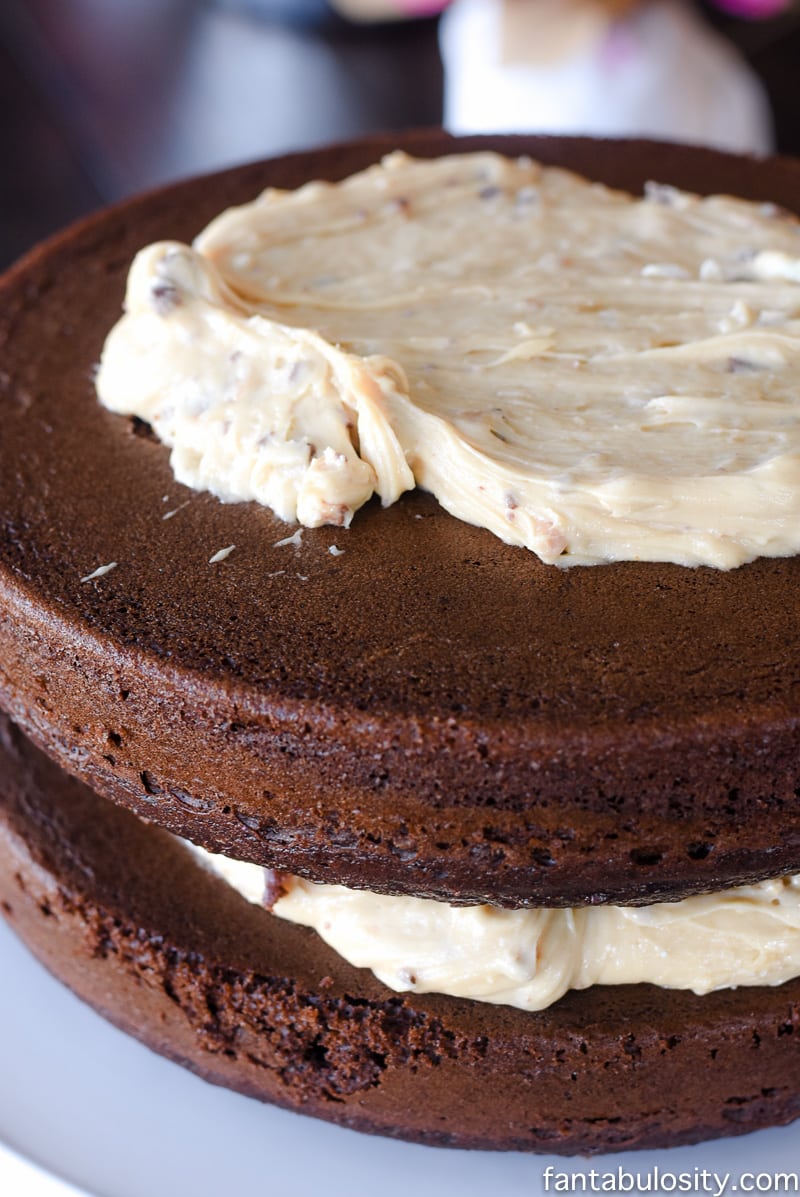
[1,0,799,270]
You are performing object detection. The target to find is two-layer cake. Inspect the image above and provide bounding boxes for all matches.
[2,132,800,1153]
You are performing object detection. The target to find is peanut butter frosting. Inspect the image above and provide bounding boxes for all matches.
[96,150,800,569]
[193,844,800,1013]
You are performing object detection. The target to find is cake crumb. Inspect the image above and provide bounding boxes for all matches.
[274,528,303,549]
[80,561,118,583]
[163,500,190,521]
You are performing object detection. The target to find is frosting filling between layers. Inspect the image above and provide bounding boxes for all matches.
[95,150,800,569]
[190,843,800,1012]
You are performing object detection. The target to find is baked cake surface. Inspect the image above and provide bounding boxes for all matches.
[1,133,800,906]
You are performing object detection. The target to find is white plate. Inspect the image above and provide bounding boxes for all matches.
[1,913,798,1197]
[0,1140,89,1197]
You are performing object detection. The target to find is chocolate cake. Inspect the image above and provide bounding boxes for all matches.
[2,131,800,1152]
[3,711,800,1153]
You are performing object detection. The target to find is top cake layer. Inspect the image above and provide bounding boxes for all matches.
[2,132,800,907]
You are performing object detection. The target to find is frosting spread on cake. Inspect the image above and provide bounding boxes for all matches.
[192,844,800,1012]
[97,151,800,567]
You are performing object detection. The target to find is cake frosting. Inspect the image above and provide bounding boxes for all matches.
[96,150,800,568]
[192,843,800,1012]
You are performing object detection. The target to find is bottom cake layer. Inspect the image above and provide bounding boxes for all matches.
[1,711,799,1155]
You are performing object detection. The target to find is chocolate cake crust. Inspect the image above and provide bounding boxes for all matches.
[2,133,800,906]
[2,711,800,1154]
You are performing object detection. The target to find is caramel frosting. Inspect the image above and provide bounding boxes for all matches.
[97,151,800,567]
[192,844,800,1013]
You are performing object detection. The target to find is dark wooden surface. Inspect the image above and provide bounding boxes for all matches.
[0,0,444,268]
[1,0,798,270]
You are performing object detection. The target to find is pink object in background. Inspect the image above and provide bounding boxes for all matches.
[396,0,449,14]
[366,0,792,22]
[711,0,790,16]
[397,0,792,18]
